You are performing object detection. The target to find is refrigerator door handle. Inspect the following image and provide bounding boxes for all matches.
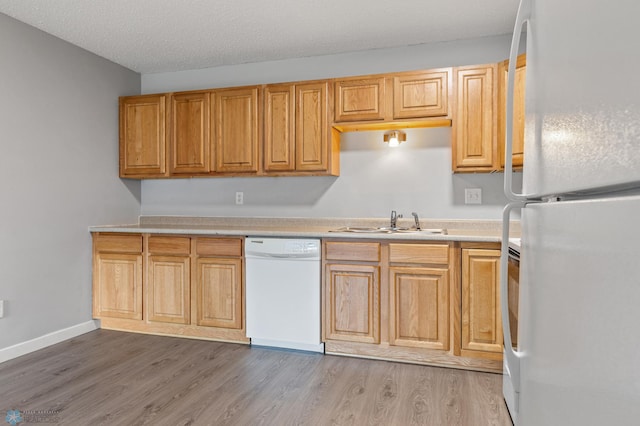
[504,0,532,201]
[501,202,526,393]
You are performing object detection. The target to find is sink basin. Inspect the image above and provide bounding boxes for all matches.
[393,228,447,234]
[330,227,446,235]
[330,227,393,233]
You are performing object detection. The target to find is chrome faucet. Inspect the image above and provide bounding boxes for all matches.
[411,212,421,230]
[390,210,402,229]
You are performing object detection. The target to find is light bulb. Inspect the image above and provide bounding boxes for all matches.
[388,136,399,147]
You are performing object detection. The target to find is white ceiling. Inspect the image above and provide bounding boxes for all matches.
[0,0,519,74]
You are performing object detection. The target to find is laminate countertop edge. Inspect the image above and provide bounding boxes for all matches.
[89,216,518,243]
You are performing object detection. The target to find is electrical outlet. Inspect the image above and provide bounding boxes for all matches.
[235,192,244,205]
[465,188,482,204]
[0,300,4,318]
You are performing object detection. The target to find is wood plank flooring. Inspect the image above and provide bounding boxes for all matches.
[0,330,512,425]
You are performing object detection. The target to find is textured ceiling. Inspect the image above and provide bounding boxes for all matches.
[0,0,519,74]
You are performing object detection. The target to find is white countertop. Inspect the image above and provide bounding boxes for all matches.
[89,216,520,243]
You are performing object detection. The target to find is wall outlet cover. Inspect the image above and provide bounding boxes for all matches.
[465,188,482,204]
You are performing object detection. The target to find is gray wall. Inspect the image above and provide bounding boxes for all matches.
[0,13,141,349]
[141,34,521,220]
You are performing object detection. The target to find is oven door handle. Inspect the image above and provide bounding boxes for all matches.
[501,202,526,393]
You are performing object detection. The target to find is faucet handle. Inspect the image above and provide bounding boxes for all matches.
[390,210,402,229]
[411,212,421,230]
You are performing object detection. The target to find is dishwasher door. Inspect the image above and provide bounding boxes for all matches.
[245,237,323,353]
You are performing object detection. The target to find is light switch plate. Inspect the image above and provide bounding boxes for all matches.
[465,188,482,204]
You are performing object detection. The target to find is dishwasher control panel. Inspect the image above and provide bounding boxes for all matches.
[246,238,320,258]
[284,240,318,255]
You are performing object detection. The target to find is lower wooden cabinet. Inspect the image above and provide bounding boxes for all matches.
[389,266,449,351]
[147,235,191,324]
[93,234,143,320]
[148,255,191,324]
[196,257,242,329]
[323,241,381,344]
[92,233,247,343]
[322,239,503,372]
[324,263,380,344]
[92,233,502,370]
[461,247,502,359]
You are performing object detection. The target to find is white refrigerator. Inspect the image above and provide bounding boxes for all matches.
[501,0,640,425]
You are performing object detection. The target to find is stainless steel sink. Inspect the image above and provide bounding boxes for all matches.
[330,227,393,233]
[330,227,446,235]
[392,228,447,234]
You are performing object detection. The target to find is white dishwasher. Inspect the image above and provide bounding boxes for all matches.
[245,237,324,353]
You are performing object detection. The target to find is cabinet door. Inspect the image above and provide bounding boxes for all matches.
[334,77,386,122]
[296,82,329,171]
[393,70,450,119]
[196,258,242,329]
[499,54,526,169]
[170,92,211,174]
[213,87,261,173]
[324,263,380,343]
[264,84,295,171]
[147,255,190,324]
[461,249,502,355]
[389,267,449,351]
[452,65,497,172]
[94,253,143,320]
[119,95,167,177]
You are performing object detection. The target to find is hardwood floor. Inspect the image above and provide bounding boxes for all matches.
[0,330,512,425]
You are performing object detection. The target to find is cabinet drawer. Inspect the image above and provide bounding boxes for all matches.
[389,243,449,264]
[196,238,242,257]
[325,242,380,262]
[148,236,191,255]
[94,234,142,253]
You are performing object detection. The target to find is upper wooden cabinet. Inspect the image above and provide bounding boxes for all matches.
[213,87,261,173]
[264,84,295,171]
[498,54,526,170]
[296,82,331,171]
[118,62,526,178]
[392,70,450,119]
[119,95,167,178]
[452,64,498,172]
[333,69,451,126]
[169,92,211,175]
[452,56,526,173]
[334,77,386,122]
[264,81,337,174]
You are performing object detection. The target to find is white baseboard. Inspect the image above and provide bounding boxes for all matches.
[0,320,99,364]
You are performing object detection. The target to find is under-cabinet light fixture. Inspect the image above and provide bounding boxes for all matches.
[383,130,406,147]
